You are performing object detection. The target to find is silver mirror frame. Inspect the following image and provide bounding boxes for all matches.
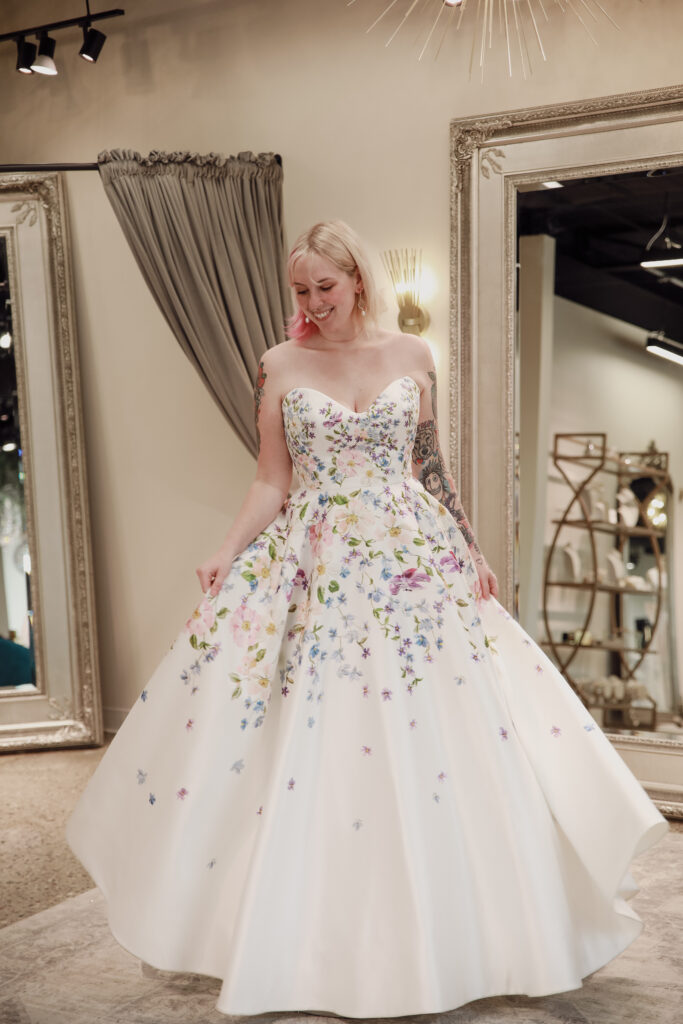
[450,84,683,819]
[0,173,102,750]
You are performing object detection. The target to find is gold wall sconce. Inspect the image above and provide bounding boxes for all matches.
[382,248,430,336]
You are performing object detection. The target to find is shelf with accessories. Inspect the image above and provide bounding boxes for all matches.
[542,432,671,731]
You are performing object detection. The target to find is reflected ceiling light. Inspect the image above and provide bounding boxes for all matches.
[645,333,683,368]
[31,33,58,75]
[640,257,683,268]
[541,181,563,189]
[79,26,106,62]
[1,442,17,453]
[0,332,12,349]
[15,37,36,73]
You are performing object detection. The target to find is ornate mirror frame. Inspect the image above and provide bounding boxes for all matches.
[0,173,102,750]
[450,84,683,819]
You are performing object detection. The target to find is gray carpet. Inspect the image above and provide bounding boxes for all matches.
[0,832,681,1024]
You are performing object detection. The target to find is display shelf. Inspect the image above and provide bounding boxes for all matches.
[542,432,670,729]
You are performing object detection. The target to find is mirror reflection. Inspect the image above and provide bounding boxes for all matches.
[0,234,35,692]
[515,167,683,738]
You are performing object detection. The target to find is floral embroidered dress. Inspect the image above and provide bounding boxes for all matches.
[66,375,668,1018]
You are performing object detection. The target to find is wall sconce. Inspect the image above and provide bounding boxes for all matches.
[381,248,430,336]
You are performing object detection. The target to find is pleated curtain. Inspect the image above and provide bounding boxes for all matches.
[97,149,291,456]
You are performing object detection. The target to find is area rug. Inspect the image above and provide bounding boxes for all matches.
[1,831,681,1024]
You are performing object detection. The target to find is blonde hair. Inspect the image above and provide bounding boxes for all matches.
[286,220,382,339]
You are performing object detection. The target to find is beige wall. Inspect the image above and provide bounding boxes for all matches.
[1,0,682,721]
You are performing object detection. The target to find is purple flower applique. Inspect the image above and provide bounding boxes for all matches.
[361,745,372,756]
[381,688,393,701]
[148,793,156,805]
[389,568,430,595]
[186,718,194,731]
[440,551,465,574]
[287,777,296,790]
[177,787,189,800]
[550,725,562,737]
[499,727,509,740]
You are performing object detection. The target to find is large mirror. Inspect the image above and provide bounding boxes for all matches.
[0,173,101,750]
[450,85,683,818]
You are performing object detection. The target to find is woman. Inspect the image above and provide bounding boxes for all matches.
[67,220,668,1019]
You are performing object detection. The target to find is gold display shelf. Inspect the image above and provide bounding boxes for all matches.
[545,580,656,594]
[540,641,657,654]
[550,518,664,539]
[542,432,670,729]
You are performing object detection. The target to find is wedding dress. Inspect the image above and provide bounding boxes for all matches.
[66,374,669,1018]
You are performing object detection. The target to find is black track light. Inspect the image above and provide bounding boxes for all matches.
[15,37,37,73]
[31,33,58,75]
[79,26,106,62]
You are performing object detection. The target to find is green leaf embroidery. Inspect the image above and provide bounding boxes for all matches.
[317,586,325,604]
[328,580,340,592]
[189,634,198,649]
[332,494,349,505]
[255,648,266,662]
[268,541,277,560]
[241,571,257,583]
[216,607,228,618]
[298,502,309,520]
[231,685,242,700]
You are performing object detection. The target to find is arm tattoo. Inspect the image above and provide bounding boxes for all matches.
[412,415,482,559]
[254,358,266,454]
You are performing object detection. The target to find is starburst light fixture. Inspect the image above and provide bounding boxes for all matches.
[349,0,620,79]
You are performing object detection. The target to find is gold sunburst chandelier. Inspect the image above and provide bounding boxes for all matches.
[349,0,619,79]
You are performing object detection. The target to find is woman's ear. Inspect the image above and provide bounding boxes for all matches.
[354,268,363,293]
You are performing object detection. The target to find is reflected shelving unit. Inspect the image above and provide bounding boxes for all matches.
[541,432,670,730]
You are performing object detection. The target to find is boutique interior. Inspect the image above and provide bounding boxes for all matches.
[1,1,683,1021]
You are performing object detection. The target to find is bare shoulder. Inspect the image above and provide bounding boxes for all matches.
[378,330,433,368]
[256,341,300,396]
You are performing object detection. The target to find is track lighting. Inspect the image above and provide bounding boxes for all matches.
[15,37,37,74]
[1,6,124,76]
[31,34,58,76]
[79,26,106,62]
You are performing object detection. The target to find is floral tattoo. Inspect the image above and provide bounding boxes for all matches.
[412,372,482,559]
[254,358,266,453]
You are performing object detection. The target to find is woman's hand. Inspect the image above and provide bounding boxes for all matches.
[196,548,235,598]
[472,552,499,601]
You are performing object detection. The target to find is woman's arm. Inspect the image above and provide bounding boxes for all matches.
[196,347,293,596]
[411,360,498,600]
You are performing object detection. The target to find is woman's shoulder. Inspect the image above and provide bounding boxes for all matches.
[377,329,434,369]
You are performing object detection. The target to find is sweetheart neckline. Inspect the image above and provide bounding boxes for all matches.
[281,375,419,416]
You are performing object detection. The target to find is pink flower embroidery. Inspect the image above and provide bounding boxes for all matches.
[177,787,189,800]
[308,519,333,556]
[184,599,216,638]
[185,719,194,731]
[551,725,561,737]
[361,745,372,756]
[230,603,262,647]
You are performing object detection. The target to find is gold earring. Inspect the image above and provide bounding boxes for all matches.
[357,293,367,317]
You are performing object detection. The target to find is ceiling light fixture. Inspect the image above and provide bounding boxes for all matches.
[351,0,619,79]
[640,257,683,269]
[15,37,37,73]
[31,34,58,76]
[645,332,683,368]
[0,4,124,76]
[79,26,106,62]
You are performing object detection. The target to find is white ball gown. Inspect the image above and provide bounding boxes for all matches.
[66,374,669,1018]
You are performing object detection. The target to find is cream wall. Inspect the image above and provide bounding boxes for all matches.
[1,0,682,722]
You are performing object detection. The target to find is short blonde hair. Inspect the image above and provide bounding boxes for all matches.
[287,220,382,324]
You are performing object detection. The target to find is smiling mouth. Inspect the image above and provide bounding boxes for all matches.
[311,309,333,321]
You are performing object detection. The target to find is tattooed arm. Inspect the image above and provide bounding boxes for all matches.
[412,369,498,600]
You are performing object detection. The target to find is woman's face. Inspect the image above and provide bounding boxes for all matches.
[292,252,361,339]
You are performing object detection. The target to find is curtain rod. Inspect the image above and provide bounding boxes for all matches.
[0,155,283,173]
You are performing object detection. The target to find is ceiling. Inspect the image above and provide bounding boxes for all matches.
[517,167,683,347]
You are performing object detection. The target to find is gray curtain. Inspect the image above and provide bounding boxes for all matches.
[97,149,291,455]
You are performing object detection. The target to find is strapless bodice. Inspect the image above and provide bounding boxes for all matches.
[282,375,419,493]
